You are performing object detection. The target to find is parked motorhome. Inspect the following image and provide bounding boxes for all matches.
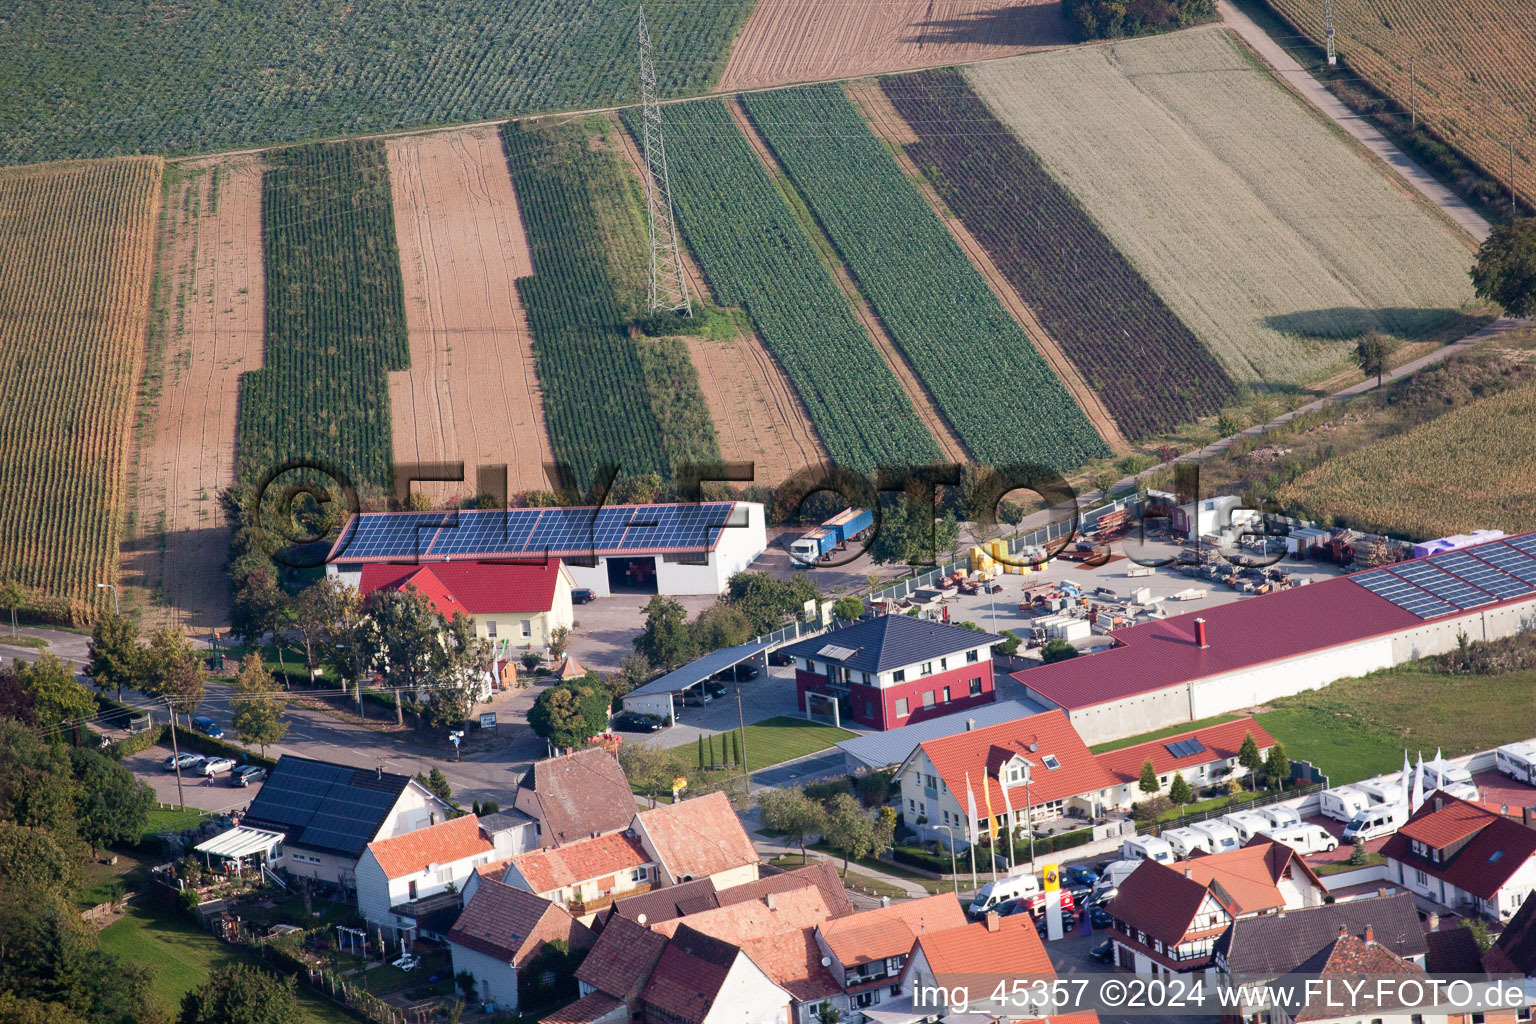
[1422,758,1479,801]
[1222,810,1274,844]
[1355,778,1407,806]
[1161,827,1213,858]
[1319,786,1371,823]
[1496,742,1536,784]
[1119,836,1175,865]
[1260,824,1339,855]
[1256,805,1302,830]
[1342,802,1408,842]
[1188,820,1241,854]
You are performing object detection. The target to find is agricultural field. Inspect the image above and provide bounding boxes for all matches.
[501,117,720,487]
[0,156,161,622]
[963,28,1480,388]
[718,0,1069,91]
[125,156,265,629]
[385,128,553,500]
[640,99,945,473]
[236,140,409,494]
[741,85,1108,469]
[1262,0,1536,209]
[880,68,1237,439]
[0,0,756,165]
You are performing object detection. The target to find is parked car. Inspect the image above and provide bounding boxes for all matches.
[200,756,237,777]
[1036,910,1077,935]
[1090,939,1114,964]
[1089,905,1113,929]
[612,712,663,734]
[706,681,729,699]
[714,664,759,682]
[163,752,204,772]
[231,765,268,787]
[1061,865,1098,888]
[191,715,224,739]
[768,650,793,667]
[571,588,595,604]
[682,689,712,707]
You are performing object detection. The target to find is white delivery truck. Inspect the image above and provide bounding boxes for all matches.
[1089,860,1143,904]
[968,872,1041,916]
[1496,742,1536,784]
[1342,802,1408,842]
[1222,810,1275,844]
[1257,805,1303,830]
[1260,824,1339,855]
[1162,827,1213,858]
[1189,820,1242,854]
[1421,758,1479,800]
[1319,786,1371,823]
[1120,836,1175,864]
[1355,778,1407,806]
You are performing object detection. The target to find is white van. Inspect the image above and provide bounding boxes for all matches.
[1342,802,1408,842]
[1257,805,1303,830]
[968,872,1041,916]
[1496,742,1536,784]
[1222,810,1274,844]
[1120,836,1175,865]
[1162,827,1213,858]
[1319,786,1371,823]
[1422,759,1479,800]
[1355,778,1406,806]
[1189,820,1241,854]
[1261,824,1339,855]
[1090,860,1142,903]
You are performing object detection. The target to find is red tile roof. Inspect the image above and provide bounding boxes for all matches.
[358,560,568,616]
[447,879,592,966]
[641,924,747,1021]
[1014,574,1428,710]
[914,709,1119,813]
[515,747,637,847]
[740,927,842,1002]
[650,886,833,942]
[636,792,758,882]
[1108,860,1217,946]
[1097,717,1273,785]
[1294,936,1424,1021]
[1398,799,1495,848]
[366,815,492,879]
[511,832,651,893]
[1381,795,1536,899]
[818,893,968,966]
[719,861,855,919]
[575,913,669,1000]
[539,991,622,1024]
[916,913,1054,976]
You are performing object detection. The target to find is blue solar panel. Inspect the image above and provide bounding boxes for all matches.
[1351,537,1536,619]
[1509,535,1536,556]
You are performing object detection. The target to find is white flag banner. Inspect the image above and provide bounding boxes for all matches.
[966,772,979,845]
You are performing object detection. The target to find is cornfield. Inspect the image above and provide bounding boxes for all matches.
[0,156,163,622]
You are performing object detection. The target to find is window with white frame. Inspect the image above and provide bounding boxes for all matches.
[1042,754,1061,770]
[631,866,648,882]
[921,662,933,675]
[940,657,948,671]
[486,620,498,637]
[520,619,532,638]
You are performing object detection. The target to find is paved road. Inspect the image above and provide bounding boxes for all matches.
[1217,0,1490,242]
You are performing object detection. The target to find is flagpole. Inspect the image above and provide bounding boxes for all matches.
[969,834,978,890]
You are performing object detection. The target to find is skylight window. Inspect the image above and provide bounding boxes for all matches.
[1490,850,1505,863]
[1042,754,1061,770]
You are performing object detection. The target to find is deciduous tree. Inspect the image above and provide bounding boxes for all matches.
[87,613,140,699]
[634,597,694,670]
[69,748,154,857]
[17,655,94,732]
[1352,329,1397,388]
[1471,218,1536,317]
[177,965,304,1024]
[423,613,492,729]
[821,792,893,875]
[528,675,609,749]
[230,655,287,757]
[619,741,677,807]
[757,788,827,862]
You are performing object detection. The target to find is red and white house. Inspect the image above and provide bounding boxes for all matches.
[780,615,1003,731]
[1381,795,1536,922]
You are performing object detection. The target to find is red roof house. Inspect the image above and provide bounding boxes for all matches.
[357,559,575,649]
[1382,794,1536,921]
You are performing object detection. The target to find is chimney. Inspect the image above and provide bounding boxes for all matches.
[1524,807,1536,831]
[1434,796,1444,812]
[1338,925,1348,938]
[1364,925,1375,946]
[967,718,976,732]
[765,892,776,910]
[986,911,1000,933]
[1194,618,1208,649]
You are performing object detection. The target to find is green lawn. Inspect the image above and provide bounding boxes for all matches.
[100,902,352,1023]
[356,949,451,995]
[74,851,149,910]
[742,717,856,772]
[1090,714,1242,754]
[1155,790,1261,824]
[1256,664,1536,785]
[141,806,212,839]
[1314,852,1386,876]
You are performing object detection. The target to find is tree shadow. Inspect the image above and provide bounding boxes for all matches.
[1263,306,1464,340]
[903,1,1072,49]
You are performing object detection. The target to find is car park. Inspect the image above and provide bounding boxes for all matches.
[612,712,664,734]
[200,756,237,776]
[163,752,204,772]
[191,715,224,739]
[572,588,595,604]
[231,765,268,787]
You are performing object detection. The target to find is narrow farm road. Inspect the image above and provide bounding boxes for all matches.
[1218,0,1491,242]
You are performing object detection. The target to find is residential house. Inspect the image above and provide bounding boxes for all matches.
[1097,716,1274,805]
[1107,841,1328,976]
[780,614,1004,730]
[503,830,657,923]
[1383,796,1536,922]
[1479,895,1536,1024]
[898,911,1056,1019]
[639,923,792,1024]
[514,747,637,848]
[897,709,1120,848]
[815,893,967,1018]
[601,861,852,929]
[241,756,453,889]
[357,559,575,650]
[446,878,593,1012]
[356,813,535,944]
[573,914,670,1017]
[1233,930,1430,1024]
[634,791,761,890]
[647,886,836,941]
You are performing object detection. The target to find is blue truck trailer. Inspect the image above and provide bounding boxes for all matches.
[790,508,873,564]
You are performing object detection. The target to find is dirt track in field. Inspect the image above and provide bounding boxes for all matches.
[123,156,263,630]
[725,97,970,465]
[607,112,826,485]
[386,128,553,502]
[719,0,1070,92]
[846,80,1131,456]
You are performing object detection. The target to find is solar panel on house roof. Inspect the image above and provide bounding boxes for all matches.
[1166,738,1207,758]
[817,644,859,661]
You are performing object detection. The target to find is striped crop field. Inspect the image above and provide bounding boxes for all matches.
[639,99,945,473]
[881,69,1237,438]
[740,85,1109,470]
[0,156,162,622]
[963,28,1478,388]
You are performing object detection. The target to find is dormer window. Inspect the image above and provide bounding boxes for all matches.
[1005,760,1031,785]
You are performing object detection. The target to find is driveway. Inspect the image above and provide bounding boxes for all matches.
[125,747,263,815]
[751,751,848,790]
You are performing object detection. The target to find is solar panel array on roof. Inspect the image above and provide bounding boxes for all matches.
[1349,537,1536,620]
[817,644,859,661]
[1166,738,1207,758]
[334,504,739,561]
[243,757,415,857]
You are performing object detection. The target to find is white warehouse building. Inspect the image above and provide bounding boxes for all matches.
[326,501,766,598]
[1017,531,1536,745]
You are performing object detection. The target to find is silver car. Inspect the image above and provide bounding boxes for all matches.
[199,756,237,776]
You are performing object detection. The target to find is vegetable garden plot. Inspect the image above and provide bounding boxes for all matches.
[742,84,1108,469]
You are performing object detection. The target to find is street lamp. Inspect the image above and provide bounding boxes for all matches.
[95,582,119,616]
[449,730,464,761]
[932,824,960,894]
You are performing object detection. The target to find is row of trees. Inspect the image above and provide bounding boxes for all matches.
[757,784,898,876]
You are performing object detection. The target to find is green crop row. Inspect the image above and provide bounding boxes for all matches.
[631,100,945,474]
[236,140,409,492]
[1,0,757,165]
[742,85,1110,471]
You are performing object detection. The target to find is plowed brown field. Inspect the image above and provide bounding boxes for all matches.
[386,128,553,502]
[718,0,1069,91]
[124,156,260,629]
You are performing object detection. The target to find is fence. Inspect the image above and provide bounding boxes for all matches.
[1136,782,1324,835]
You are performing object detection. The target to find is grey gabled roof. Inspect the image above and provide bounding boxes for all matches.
[1217,893,1427,976]
[627,639,775,697]
[836,700,1045,770]
[781,614,1001,675]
